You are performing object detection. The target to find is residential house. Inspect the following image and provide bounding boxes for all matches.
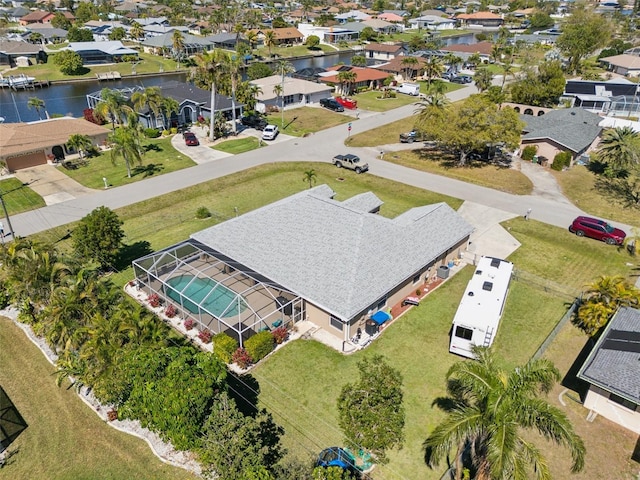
[249,74,333,112]
[23,23,68,44]
[599,54,640,77]
[206,33,247,50]
[335,10,372,23]
[409,15,456,30]
[319,65,390,91]
[561,78,638,114]
[518,108,603,164]
[132,186,473,348]
[377,55,429,81]
[361,18,399,34]
[141,33,212,56]
[0,40,46,67]
[577,307,640,435]
[364,43,405,64]
[377,12,404,23]
[456,11,504,28]
[19,9,74,25]
[442,41,494,62]
[66,41,138,65]
[143,25,189,38]
[0,117,109,171]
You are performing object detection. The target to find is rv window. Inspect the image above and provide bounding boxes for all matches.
[482,281,493,291]
[455,326,473,340]
[475,270,482,275]
[490,258,501,268]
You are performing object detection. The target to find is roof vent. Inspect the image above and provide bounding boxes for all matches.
[468,291,474,296]
[483,281,493,291]
[475,270,483,275]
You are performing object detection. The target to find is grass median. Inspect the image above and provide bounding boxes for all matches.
[212,136,262,154]
[0,178,45,215]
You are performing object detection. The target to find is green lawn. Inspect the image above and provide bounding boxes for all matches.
[254,44,337,59]
[0,178,46,215]
[551,165,640,227]
[266,107,351,135]
[14,52,183,82]
[212,136,262,154]
[350,90,419,112]
[0,316,195,480]
[347,117,417,147]
[62,137,195,189]
[377,148,534,195]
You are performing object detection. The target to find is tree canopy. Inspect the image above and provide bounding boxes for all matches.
[54,50,84,75]
[73,206,125,268]
[556,8,611,74]
[416,95,524,166]
[509,60,565,107]
[337,355,405,464]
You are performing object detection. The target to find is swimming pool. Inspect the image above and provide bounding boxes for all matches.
[165,275,247,318]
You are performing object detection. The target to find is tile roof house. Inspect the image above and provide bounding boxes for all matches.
[250,27,304,45]
[363,42,405,64]
[0,117,109,171]
[376,55,429,80]
[248,74,332,112]
[0,40,47,66]
[132,186,473,347]
[599,54,640,76]
[320,65,390,90]
[456,11,504,27]
[19,9,74,25]
[518,108,603,164]
[377,12,404,23]
[442,41,494,57]
[578,307,640,434]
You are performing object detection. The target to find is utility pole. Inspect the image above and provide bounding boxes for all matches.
[0,192,15,240]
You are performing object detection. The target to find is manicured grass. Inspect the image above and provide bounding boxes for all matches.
[61,137,195,189]
[212,136,262,154]
[0,316,195,480]
[551,165,640,227]
[0,178,46,215]
[347,117,417,147]
[14,52,182,82]
[266,107,351,135]
[378,149,534,195]
[350,90,419,112]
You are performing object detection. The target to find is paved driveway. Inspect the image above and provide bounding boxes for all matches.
[14,165,95,206]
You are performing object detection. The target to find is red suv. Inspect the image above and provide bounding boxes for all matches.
[569,216,626,245]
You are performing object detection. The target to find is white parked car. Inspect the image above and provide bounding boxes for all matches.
[262,124,279,141]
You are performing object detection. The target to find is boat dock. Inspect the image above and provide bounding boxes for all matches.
[96,71,122,81]
[0,74,50,90]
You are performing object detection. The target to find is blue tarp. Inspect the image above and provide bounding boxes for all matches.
[371,311,392,325]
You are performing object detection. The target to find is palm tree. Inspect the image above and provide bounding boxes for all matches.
[336,70,357,96]
[130,21,144,41]
[94,88,132,131]
[443,53,462,73]
[474,67,493,93]
[131,86,164,128]
[245,30,258,55]
[302,169,317,189]
[172,30,185,69]
[109,126,142,178]
[194,50,226,141]
[264,30,277,57]
[597,126,640,174]
[500,60,515,90]
[27,96,46,120]
[424,347,585,480]
[67,134,92,161]
[161,96,179,130]
[422,56,445,88]
[400,56,419,81]
[222,52,242,134]
[275,59,294,126]
[415,85,449,133]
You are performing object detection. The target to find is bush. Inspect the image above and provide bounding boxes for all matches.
[144,128,161,138]
[245,331,275,362]
[195,206,211,219]
[551,151,572,171]
[213,333,238,363]
[107,409,118,421]
[164,304,177,318]
[184,318,194,330]
[198,329,212,343]
[148,293,161,308]
[232,347,253,369]
[162,129,170,137]
[521,145,537,161]
[170,127,178,134]
[272,326,289,345]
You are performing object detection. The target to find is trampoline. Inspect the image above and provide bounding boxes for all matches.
[166,274,247,318]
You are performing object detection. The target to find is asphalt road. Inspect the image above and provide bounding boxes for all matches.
[7,84,635,238]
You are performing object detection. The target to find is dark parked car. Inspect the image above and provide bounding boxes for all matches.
[569,216,626,245]
[451,75,473,84]
[241,114,268,130]
[320,97,345,112]
[183,132,199,146]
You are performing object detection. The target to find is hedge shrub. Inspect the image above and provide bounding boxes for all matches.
[195,206,211,219]
[144,128,161,138]
[244,331,275,363]
[551,151,572,171]
[213,333,238,363]
[521,145,537,161]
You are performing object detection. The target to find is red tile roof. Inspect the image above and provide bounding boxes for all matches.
[322,66,390,83]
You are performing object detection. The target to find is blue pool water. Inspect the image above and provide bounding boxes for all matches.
[165,275,247,318]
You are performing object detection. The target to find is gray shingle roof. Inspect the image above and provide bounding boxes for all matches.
[578,307,640,405]
[520,108,603,154]
[191,186,473,321]
[341,192,383,213]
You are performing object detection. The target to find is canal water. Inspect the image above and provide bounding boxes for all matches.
[0,50,356,124]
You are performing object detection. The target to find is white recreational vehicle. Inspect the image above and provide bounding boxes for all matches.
[449,256,514,359]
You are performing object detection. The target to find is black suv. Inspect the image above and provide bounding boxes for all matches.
[241,114,268,130]
[319,97,345,112]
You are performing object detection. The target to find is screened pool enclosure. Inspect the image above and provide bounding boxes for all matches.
[132,240,303,347]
